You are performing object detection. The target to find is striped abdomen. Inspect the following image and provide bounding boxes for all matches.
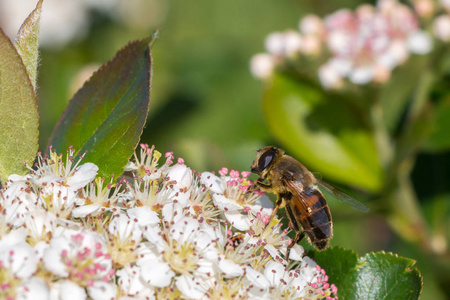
[288,187,333,250]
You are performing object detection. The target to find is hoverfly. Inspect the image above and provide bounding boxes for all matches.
[250,146,368,260]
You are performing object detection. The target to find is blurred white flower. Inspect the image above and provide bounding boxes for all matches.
[318,63,344,90]
[252,0,435,88]
[0,0,137,48]
[16,277,49,300]
[299,14,325,36]
[433,14,450,41]
[49,280,87,300]
[265,32,287,56]
[0,233,41,299]
[87,281,117,300]
[408,31,433,54]
[441,0,450,12]
[250,53,275,80]
[283,30,304,56]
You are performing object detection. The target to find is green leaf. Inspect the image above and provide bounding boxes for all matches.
[315,247,423,300]
[14,0,42,90]
[379,56,427,133]
[47,37,154,178]
[424,96,450,152]
[0,29,39,182]
[263,75,383,191]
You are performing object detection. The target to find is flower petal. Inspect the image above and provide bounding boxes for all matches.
[139,259,174,287]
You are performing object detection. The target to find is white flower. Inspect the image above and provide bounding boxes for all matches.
[200,170,266,230]
[31,150,97,190]
[16,277,50,300]
[87,281,117,300]
[0,144,340,299]
[164,163,193,206]
[299,14,325,36]
[138,258,175,287]
[318,63,344,89]
[176,273,209,299]
[200,171,224,194]
[0,239,37,279]
[0,233,40,299]
[283,30,304,56]
[265,32,286,56]
[43,230,113,284]
[66,163,99,190]
[116,264,155,298]
[105,210,155,267]
[1,175,37,228]
[434,14,450,42]
[264,258,338,299]
[49,280,87,300]
[243,267,271,297]
[166,163,192,191]
[38,182,83,219]
[250,53,275,80]
[138,216,217,296]
[25,210,57,245]
[408,31,433,54]
[349,66,374,85]
[441,0,450,12]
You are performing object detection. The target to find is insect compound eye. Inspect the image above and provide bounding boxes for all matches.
[258,148,277,171]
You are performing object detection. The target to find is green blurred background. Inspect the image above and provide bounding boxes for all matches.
[2,0,449,298]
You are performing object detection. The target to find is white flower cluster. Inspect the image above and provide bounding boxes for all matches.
[0,145,337,300]
[250,0,439,89]
[0,0,165,48]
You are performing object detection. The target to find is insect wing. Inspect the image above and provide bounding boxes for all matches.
[317,180,369,212]
[285,180,326,214]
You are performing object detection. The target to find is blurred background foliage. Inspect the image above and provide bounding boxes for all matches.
[1,0,449,298]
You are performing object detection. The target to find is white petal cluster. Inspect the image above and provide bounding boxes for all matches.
[0,145,337,299]
[250,0,438,89]
[0,0,161,48]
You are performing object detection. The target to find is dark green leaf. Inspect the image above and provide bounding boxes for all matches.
[314,246,358,291]
[48,37,153,178]
[263,75,383,191]
[424,96,450,152]
[0,29,39,182]
[314,247,423,300]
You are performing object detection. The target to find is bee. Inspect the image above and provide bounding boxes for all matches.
[225,233,246,251]
[250,146,368,260]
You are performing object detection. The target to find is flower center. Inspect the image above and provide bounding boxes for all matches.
[164,240,198,274]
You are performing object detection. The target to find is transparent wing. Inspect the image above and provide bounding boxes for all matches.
[317,180,369,212]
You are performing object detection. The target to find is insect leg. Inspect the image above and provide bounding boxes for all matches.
[255,178,272,190]
[254,195,282,239]
[247,178,271,194]
[266,194,282,224]
[285,204,305,261]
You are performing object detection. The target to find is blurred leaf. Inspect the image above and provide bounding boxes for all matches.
[379,56,427,133]
[14,0,42,90]
[424,96,450,152]
[48,37,153,178]
[263,75,383,191]
[0,29,39,182]
[315,247,423,300]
